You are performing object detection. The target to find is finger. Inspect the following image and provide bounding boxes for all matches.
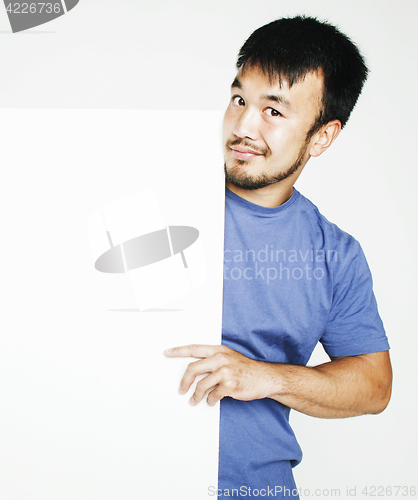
[189,373,221,406]
[179,356,223,395]
[164,344,222,359]
[206,385,227,406]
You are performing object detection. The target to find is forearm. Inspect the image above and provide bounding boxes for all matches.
[263,352,392,418]
[165,345,392,415]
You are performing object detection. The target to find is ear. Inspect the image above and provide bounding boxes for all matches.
[309,120,342,158]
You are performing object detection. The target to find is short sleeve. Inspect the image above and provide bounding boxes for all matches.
[320,240,390,357]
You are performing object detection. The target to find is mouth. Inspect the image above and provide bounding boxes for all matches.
[230,146,264,161]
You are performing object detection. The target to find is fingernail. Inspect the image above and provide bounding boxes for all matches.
[178,386,185,395]
[189,397,196,406]
[164,348,172,355]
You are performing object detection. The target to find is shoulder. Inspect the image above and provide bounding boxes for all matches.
[295,192,365,278]
[297,192,359,247]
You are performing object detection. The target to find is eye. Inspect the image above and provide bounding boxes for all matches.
[265,107,282,117]
[232,95,245,106]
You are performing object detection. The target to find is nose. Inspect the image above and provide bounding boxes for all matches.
[232,107,259,141]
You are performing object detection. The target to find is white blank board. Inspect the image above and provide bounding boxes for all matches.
[0,110,225,499]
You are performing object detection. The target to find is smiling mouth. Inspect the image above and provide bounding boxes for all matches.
[230,146,264,161]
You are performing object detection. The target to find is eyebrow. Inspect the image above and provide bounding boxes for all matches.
[231,78,241,89]
[261,93,292,110]
[231,78,293,111]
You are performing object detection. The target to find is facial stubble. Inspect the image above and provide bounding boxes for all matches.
[224,138,310,190]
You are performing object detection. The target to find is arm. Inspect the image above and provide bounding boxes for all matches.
[164,345,392,418]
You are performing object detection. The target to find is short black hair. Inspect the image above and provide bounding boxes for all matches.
[236,16,368,135]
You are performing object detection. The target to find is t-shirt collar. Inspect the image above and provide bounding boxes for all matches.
[225,186,300,215]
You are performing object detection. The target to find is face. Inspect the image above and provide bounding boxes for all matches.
[223,64,324,191]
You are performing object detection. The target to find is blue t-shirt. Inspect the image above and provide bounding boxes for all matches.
[218,187,389,494]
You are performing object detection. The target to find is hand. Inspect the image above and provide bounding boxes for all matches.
[164,344,274,406]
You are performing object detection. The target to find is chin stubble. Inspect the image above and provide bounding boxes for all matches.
[224,140,309,191]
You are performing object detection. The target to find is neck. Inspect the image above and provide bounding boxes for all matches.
[225,181,295,208]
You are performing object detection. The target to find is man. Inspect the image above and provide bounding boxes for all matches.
[165,16,392,497]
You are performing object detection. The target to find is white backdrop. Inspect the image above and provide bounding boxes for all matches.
[0,1,417,499]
